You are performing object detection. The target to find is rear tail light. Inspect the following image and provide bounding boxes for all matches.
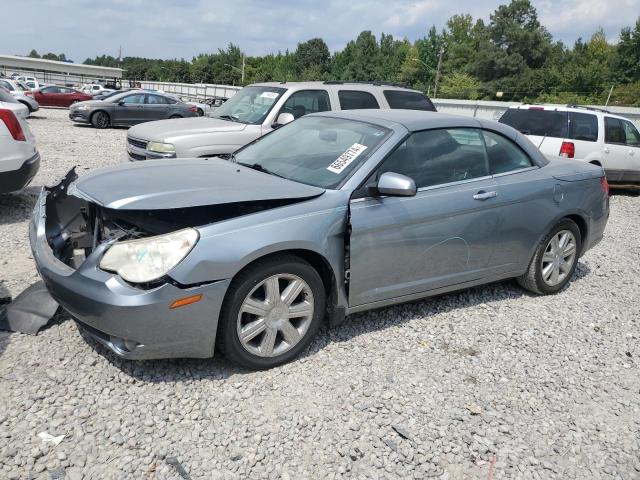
[559,141,575,158]
[600,176,610,195]
[0,108,26,141]
[188,105,197,113]
[24,91,33,97]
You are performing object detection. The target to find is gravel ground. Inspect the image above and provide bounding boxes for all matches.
[0,108,639,480]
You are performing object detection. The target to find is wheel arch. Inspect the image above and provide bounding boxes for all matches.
[91,109,110,122]
[224,248,341,325]
[589,160,602,167]
[18,100,32,112]
[563,214,588,254]
[532,212,589,261]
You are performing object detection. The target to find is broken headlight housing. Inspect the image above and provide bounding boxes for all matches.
[99,228,199,283]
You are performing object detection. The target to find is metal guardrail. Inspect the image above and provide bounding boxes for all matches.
[138,81,241,102]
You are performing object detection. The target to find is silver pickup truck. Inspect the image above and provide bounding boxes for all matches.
[125,81,436,161]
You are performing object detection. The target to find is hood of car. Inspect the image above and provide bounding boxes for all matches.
[128,116,247,143]
[67,157,324,210]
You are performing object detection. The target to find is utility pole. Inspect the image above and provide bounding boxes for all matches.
[433,47,444,98]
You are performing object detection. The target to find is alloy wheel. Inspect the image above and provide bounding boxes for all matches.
[237,274,314,357]
[541,229,577,286]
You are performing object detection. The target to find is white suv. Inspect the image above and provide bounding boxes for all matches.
[126,81,436,161]
[500,105,640,185]
[0,107,40,193]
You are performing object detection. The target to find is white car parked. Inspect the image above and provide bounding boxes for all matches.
[500,105,640,184]
[16,76,41,90]
[81,84,109,96]
[0,89,31,119]
[0,107,40,193]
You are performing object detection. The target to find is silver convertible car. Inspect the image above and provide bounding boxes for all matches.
[30,110,610,369]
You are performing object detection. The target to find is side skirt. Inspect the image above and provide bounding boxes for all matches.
[345,269,523,315]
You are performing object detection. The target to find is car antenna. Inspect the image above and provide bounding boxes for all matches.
[538,133,547,149]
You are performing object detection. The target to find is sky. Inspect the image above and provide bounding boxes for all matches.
[2,0,638,62]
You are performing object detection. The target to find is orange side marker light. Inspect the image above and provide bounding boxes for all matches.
[170,294,203,309]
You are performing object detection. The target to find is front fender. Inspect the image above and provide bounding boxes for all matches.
[167,192,350,295]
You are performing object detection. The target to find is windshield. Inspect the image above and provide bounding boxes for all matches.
[212,86,286,125]
[233,116,391,189]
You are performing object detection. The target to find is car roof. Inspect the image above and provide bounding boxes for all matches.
[250,81,424,94]
[308,109,484,132]
[508,104,630,121]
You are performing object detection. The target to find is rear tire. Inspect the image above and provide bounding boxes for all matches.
[197,108,204,116]
[517,219,582,295]
[218,254,325,370]
[91,111,110,129]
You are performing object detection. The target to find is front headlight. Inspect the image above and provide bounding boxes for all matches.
[147,141,176,154]
[77,105,90,111]
[99,228,199,283]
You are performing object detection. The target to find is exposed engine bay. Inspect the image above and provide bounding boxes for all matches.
[44,168,315,270]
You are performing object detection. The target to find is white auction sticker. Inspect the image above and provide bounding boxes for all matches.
[260,91,279,99]
[327,143,368,174]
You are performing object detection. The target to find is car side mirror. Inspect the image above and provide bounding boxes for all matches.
[272,112,294,128]
[376,172,417,197]
[118,101,125,106]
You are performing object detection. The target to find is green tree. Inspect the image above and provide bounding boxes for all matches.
[294,38,330,75]
[615,18,640,82]
[28,49,40,58]
[439,72,481,99]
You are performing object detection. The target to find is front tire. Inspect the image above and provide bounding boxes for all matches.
[219,254,325,370]
[91,111,110,129]
[517,219,582,295]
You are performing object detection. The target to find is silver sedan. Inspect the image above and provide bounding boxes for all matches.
[30,110,609,369]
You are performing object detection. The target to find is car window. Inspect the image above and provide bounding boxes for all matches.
[41,86,60,93]
[383,90,436,111]
[377,128,489,188]
[26,82,36,88]
[147,94,169,105]
[499,109,568,138]
[482,130,534,175]
[604,117,626,144]
[568,112,598,142]
[338,90,380,110]
[121,94,146,104]
[59,87,74,94]
[212,86,286,125]
[0,80,13,91]
[281,90,330,119]
[622,120,640,146]
[233,116,390,189]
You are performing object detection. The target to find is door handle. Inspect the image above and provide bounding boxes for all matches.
[473,190,498,200]
[604,147,610,154]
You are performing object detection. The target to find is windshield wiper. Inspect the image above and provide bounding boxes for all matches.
[237,162,285,179]
[216,114,238,122]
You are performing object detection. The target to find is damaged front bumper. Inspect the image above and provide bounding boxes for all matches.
[29,171,230,360]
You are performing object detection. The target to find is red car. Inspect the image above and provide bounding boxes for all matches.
[29,86,92,108]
